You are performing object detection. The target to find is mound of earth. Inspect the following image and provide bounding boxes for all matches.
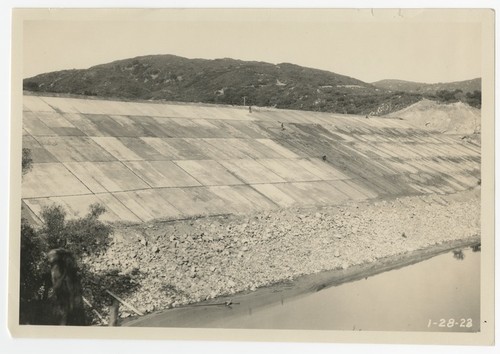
[387,99,481,135]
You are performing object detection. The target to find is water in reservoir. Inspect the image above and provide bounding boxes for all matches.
[218,246,480,331]
[128,245,480,332]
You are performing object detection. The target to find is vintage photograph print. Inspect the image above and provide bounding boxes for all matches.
[9,8,494,345]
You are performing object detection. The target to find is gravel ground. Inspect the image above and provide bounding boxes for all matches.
[82,188,480,321]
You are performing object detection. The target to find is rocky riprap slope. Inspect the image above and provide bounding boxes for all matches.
[81,188,480,323]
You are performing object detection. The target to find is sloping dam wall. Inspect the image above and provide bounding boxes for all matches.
[21,95,481,224]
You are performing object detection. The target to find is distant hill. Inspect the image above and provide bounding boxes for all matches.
[23,55,426,116]
[23,55,481,115]
[372,78,481,94]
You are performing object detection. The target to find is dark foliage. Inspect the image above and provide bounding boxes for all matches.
[38,203,112,257]
[21,148,33,176]
[23,54,477,115]
[465,90,481,108]
[19,203,113,325]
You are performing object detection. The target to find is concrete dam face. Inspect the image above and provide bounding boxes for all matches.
[21,95,481,225]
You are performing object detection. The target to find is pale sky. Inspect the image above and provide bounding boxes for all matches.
[22,9,483,83]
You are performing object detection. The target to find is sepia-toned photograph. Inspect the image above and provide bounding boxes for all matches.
[7,6,495,347]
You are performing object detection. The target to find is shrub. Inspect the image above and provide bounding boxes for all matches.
[19,203,113,319]
[21,148,33,176]
[465,90,481,108]
[38,203,112,258]
[20,219,47,302]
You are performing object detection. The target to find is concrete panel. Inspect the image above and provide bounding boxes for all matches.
[152,138,210,160]
[117,137,166,160]
[250,183,299,208]
[182,138,234,160]
[124,160,202,188]
[221,120,270,139]
[451,173,480,188]
[61,113,106,137]
[156,187,231,216]
[440,175,468,192]
[257,159,323,182]
[450,143,480,157]
[406,160,439,175]
[86,100,146,116]
[94,193,142,223]
[174,160,244,186]
[366,143,397,158]
[407,183,435,195]
[22,163,91,198]
[29,111,84,137]
[40,96,81,113]
[235,139,286,159]
[64,161,150,192]
[355,142,392,159]
[22,198,49,222]
[208,185,277,213]
[113,190,181,222]
[103,115,155,137]
[23,96,56,112]
[273,181,350,206]
[126,115,171,137]
[202,139,253,159]
[208,120,253,138]
[340,179,379,199]
[22,136,58,163]
[152,118,197,138]
[328,180,371,201]
[130,102,176,117]
[26,193,141,223]
[209,139,279,159]
[190,119,232,138]
[152,104,199,119]
[295,158,349,180]
[37,136,117,162]
[389,144,422,159]
[138,137,180,160]
[392,160,421,174]
[268,182,318,206]
[219,159,286,184]
[91,137,143,161]
[255,139,301,159]
[141,103,183,118]
[195,106,252,121]
[84,114,137,137]
[23,112,57,136]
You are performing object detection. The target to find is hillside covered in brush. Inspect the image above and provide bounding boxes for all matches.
[23,55,480,115]
[372,78,481,94]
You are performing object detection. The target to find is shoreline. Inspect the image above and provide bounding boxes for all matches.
[122,236,480,327]
[82,188,481,323]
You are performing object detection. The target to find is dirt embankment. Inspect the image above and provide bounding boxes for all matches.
[82,188,480,321]
[387,99,481,135]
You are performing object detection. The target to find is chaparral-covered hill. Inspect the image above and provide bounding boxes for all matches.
[23,55,480,116]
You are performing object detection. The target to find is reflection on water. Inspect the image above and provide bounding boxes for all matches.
[453,249,465,260]
[219,246,480,332]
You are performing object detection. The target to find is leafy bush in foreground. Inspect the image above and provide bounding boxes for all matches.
[19,203,113,324]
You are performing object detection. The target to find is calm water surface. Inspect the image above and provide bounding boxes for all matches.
[217,247,480,331]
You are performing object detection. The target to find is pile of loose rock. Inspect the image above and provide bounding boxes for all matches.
[82,188,480,321]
